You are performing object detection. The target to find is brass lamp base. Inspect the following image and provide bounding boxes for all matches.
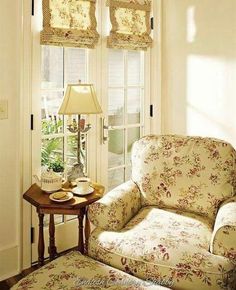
[66,114,91,182]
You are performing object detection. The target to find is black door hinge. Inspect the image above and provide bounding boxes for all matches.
[151,17,154,30]
[31,227,35,244]
[32,0,35,16]
[150,105,153,117]
[30,114,34,130]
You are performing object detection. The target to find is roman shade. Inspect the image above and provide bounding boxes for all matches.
[107,0,152,50]
[41,0,99,48]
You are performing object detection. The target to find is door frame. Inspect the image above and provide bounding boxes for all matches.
[21,0,163,270]
[21,0,34,270]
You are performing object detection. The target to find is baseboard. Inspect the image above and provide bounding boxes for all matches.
[0,245,19,281]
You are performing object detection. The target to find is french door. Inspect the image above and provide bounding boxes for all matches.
[31,0,151,263]
[31,45,90,263]
[104,49,150,191]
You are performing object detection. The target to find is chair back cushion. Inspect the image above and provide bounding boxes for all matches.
[131,135,236,220]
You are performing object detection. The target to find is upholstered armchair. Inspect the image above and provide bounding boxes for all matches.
[88,135,236,290]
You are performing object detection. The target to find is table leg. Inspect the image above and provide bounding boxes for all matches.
[48,214,57,261]
[78,208,85,254]
[84,207,91,254]
[38,213,45,266]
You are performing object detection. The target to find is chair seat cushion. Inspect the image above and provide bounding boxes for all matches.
[11,251,169,290]
[88,207,236,290]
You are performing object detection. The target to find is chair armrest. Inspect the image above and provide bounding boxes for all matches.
[88,180,141,231]
[210,197,236,262]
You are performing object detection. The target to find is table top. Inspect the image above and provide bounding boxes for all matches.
[23,183,104,210]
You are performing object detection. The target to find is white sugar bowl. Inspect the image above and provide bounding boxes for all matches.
[33,169,62,193]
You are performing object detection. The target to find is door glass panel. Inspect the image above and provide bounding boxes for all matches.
[126,127,140,165]
[109,50,124,87]
[41,115,63,136]
[41,91,64,135]
[66,134,87,170]
[41,46,88,173]
[41,137,64,169]
[108,89,124,126]
[108,168,125,191]
[41,46,63,89]
[108,129,124,168]
[65,48,86,84]
[44,215,64,227]
[67,135,78,166]
[107,50,144,191]
[128,51,141,86]
[127,88,141,124]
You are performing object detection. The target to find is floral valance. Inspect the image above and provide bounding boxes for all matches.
[107,0,152,51]
[40,0,99,48]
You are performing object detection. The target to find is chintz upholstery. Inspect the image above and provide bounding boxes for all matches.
[11,251,169,290]
[88,135,236,290]
[210,196,236,261]
[131,135,236,220]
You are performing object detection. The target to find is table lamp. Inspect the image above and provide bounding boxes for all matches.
[58,83,102,181]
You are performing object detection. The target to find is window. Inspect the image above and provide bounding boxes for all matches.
[108,50,144,190]
[41,46,88,174]
[41,46,89,224]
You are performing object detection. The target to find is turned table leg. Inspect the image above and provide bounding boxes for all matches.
[38,213,45,266]
[48,214,57,261]
[78,208,85,254]
[84,207,91,254]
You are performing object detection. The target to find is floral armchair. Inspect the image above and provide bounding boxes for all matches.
[88,135,236,290]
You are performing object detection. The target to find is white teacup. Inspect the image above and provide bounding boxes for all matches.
[76,177,91,193]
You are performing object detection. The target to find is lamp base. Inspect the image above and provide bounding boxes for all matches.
[67,162,85,182]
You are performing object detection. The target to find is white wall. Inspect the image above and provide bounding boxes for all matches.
[162,0,236,148]
[0,0,22,280]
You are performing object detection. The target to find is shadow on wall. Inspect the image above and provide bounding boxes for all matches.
[162,0,236,147]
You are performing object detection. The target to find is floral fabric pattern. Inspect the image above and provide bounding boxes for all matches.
[89,206,236,290]
[88,135,236,290]
[107,0,152,50]
[131,135,236,220]
[41,0,99,48]
[211,197,236,263]
[11,251,168,290]
[88,180,142,231]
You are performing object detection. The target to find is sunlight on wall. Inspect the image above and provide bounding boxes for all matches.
[187,6,196,43]
[187,55,236,147]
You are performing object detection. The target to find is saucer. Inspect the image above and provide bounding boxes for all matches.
[72,186,94,196]
[49,192,73,203]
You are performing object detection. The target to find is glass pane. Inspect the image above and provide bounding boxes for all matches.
[126,127,140,165]
[65,48,86,85]
[41,46,63,89]
[66,134,87,171]
[108,129,124,168]
[127,88,141,124]
[108,168,125,191]
[41,91,64,135]
[65,215,77,222]
[128,51,141,86]
[44,215,63,227]
[41,115,63,136]
[125,166,132,181]
[67,135,78,166]
[109,50,124,87]
[108,89,124,126]
[41,137,64,169]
